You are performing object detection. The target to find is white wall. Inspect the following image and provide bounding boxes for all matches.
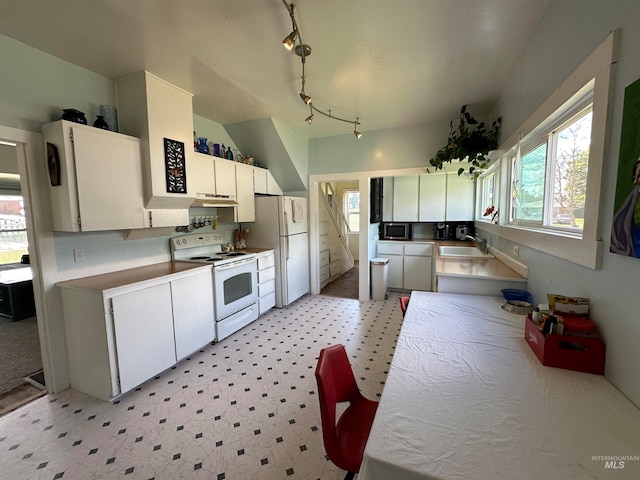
[490,0,640,407]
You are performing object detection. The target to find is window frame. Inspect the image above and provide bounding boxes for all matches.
[476,160,501,224]
[509,96,593,233]
[343,189,360,234]
[476,32,616,269]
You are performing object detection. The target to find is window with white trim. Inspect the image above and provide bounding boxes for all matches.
[344,190,360,233]
[478,31,615,269]
[477,161,500,224]
[509,88,593,235]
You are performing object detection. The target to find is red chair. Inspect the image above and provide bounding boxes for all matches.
[315,344,378,480]
[399,296,410,317]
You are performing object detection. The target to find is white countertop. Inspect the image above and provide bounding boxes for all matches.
[434,240,526,281]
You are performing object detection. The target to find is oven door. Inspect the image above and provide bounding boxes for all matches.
[213,257,258,320]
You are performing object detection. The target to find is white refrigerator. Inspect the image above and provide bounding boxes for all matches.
[247,196,310,307]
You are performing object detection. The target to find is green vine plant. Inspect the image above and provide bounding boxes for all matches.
[427,105,502,177]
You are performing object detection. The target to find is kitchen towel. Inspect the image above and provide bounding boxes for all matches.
[292,199,304,223]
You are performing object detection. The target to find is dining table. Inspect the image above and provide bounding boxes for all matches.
[359,291,640,479]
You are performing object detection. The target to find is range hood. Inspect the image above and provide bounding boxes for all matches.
[191,193,239,208]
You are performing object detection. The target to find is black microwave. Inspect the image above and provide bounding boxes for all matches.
[381,223,413,240]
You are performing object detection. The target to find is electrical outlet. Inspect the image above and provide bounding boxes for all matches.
[73,248,85,262]
[513,245,519,257]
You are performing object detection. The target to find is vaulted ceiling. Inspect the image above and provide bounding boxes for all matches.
[0,0,552,139]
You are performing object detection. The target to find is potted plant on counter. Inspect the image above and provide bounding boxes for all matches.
[427,105,502,177]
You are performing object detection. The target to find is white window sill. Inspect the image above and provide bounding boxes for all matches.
[476,221,601,269]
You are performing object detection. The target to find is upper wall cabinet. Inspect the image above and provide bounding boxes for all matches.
[445,173,475,221]
[254,168,283,195]
[42,120,146,232]
[116,71,196,209]
[418,174,446,222]
[382,172,475,222]
[392,176,420,222]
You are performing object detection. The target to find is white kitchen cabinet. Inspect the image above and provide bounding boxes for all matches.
[376,241,433,291]
[392,176,420,221]
[235,163,256,222]
[403,243,434,291]
[254,167,283,195]
[191,152,216,195]
[418,173,447,222]
[256,250,276,315]
[58,264,215,401]
[214,158,237,197]
[42,120,146,232]
[112,283,176,393]
[267,170,283,195]
[446,172,475,221]
[218,162,256,223]
[376,242,404,289]
[116,71,196,209]
[171,270,215,360]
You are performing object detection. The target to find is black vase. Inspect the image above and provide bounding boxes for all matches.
[61,108,87,124]
[93,115,109,130]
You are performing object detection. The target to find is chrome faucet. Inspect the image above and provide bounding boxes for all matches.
[464,234,488,253]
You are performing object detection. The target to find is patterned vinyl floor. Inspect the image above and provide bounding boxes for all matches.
[0,293,403,480]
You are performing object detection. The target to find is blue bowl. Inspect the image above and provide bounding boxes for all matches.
[501,288,533,304]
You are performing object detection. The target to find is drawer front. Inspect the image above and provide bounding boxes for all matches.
[259,279,275,296]
[259,292,276,314]
[258,266,275,283]
[377,242,404,255]
[257,254,275,270]
[404,243,433,256]
[319,250,330,267]
[329,246,340,262]
[329,261,341,277]
[319,234,329,250]
[320,265,330,283]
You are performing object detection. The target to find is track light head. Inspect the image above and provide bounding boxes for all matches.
[354,119,362,139]
[299,92,312,105]
[282,31,297,51]
[305,114,314,124]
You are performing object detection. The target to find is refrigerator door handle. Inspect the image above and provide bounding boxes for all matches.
[283,206,290,237]
[286,235,290,260]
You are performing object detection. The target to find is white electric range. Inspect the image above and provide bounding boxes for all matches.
[171,233,258,341]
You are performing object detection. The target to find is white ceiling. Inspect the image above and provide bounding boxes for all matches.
[0,0,552,139]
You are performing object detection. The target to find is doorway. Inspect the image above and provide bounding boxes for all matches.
[0,125,67,413]
[0,143,45,411]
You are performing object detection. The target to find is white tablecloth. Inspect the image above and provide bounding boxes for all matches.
[360,291,640,480]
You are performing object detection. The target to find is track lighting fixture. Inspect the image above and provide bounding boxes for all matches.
[300,92,312,105]
[354,119,362,139]
[305,105,314,124]
[282,31,297,51]
[281,1,362,138]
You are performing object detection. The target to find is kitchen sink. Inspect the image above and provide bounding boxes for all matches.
[438,246,494,259]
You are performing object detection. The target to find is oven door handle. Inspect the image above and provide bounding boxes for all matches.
[214,257,256,270]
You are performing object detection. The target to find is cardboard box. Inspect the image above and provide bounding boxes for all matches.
[524,315,605,374]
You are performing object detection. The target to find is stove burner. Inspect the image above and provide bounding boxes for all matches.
[225,252,246,257]
[206,256,224,262]
[190,256,210,260]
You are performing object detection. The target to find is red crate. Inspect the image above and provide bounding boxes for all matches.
[524,315,605,375]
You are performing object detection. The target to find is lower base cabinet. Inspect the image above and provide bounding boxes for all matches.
[256,250,276,315]
[376,241,433,291]
[59,266,214,401]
